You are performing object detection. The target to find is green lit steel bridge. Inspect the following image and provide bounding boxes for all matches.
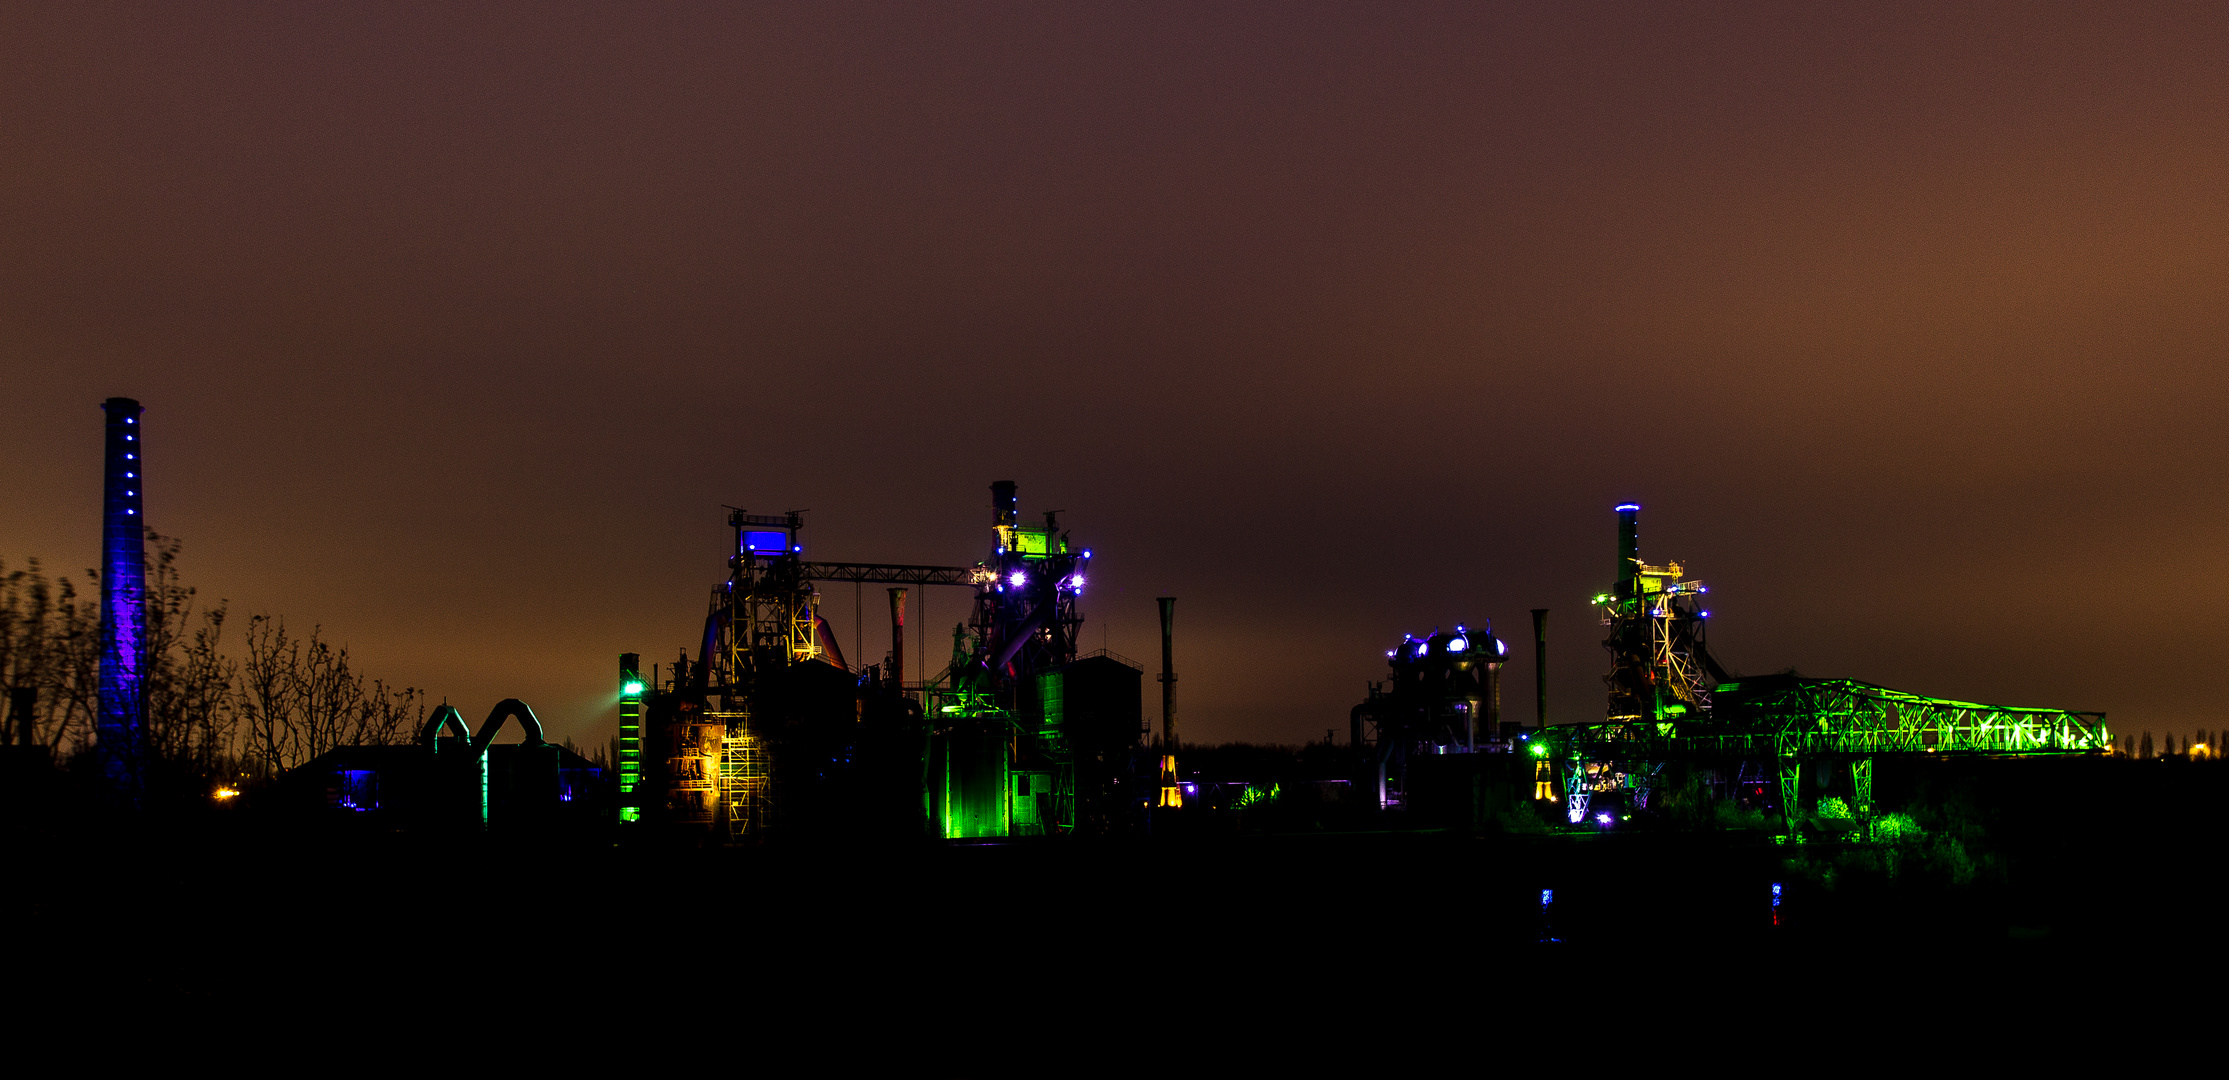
[1530,503,2109,831]
[1536,673,2110,827]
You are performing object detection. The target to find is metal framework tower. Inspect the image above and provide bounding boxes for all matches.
[929,481,1095,837]
[1596,504,1724,725]
[958,482,1089,686]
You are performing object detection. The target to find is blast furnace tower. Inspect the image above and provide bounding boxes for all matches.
[1596,503,1727,724]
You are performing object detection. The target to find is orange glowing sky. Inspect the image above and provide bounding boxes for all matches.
[4,3,2227,747]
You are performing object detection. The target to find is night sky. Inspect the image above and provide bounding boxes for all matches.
[5,4,2227,750]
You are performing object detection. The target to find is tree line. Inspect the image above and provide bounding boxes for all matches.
[2124,731,2224,759]
[0,532,422,792]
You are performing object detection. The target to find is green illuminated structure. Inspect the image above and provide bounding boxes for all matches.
[623,482,1137,842]
[927,689,1011,839]
[1546,675,2108,761]
[617,652,643,823]
[1539,504,2110,832]
[1538,675,2109,829]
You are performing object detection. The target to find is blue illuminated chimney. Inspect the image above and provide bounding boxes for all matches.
[98,397,146,799]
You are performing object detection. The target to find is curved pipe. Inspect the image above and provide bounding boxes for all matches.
[694,610,723,691]
[470,698,548,755]
[1698,642,1731,685]
[812,613,848,671]
[419,704,473,750]
[985,602,1050,678]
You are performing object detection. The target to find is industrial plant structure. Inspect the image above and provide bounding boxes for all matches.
[1348,501,2113,833]
[624,481,1147,841]
[1349,623,1514,810]
[57,397,2112,844]
[1546,502,2109,829]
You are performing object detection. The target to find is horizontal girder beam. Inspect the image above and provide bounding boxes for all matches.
[800,562,979,587]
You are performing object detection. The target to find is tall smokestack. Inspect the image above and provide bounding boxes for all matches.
[1531,608,1549,730]
[98,397,147,799]
[888,587,907,693]
[1616,503,1640,595]
[1157,596,1177,754]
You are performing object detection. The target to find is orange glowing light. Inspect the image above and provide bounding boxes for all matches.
[213,787,240,800]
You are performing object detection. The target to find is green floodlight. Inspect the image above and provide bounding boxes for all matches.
[1529,741,1550,758]
[622,680,644,696]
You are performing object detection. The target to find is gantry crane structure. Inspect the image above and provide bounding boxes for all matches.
[1535,503,2109,830]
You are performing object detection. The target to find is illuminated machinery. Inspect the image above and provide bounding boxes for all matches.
[1352,624,1510,809]
[928,480,1135,840]
[641,507,957,839]
[625,481,1135,842]
[1537,503,2110,831]
[1596,503,1726,727]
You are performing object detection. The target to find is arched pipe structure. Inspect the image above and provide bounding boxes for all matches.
[420,704,473,750]
[470,698,547,754]
[411,699,551,830]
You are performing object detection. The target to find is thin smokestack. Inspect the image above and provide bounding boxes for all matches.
[1157,596,1177,754]
[98,397,146,799]
[888,587,908,692]
[1531,608,1549,730]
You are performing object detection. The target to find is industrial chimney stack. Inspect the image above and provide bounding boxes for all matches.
[1156,596,1181,808]
[98,397,147,799]
[1531,608,1549,731]
[1616,503,1640,594]
[1157,596,1178,752]
[888,587,908,695]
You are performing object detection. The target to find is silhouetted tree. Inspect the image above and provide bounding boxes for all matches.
[235,614,419,777]
[141,533,237,779]
[0,557,101,752]
[6,532,421,792]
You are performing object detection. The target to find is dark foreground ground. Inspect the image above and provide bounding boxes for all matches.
[5,820,2220,1011]
[4,755,2223,1018]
